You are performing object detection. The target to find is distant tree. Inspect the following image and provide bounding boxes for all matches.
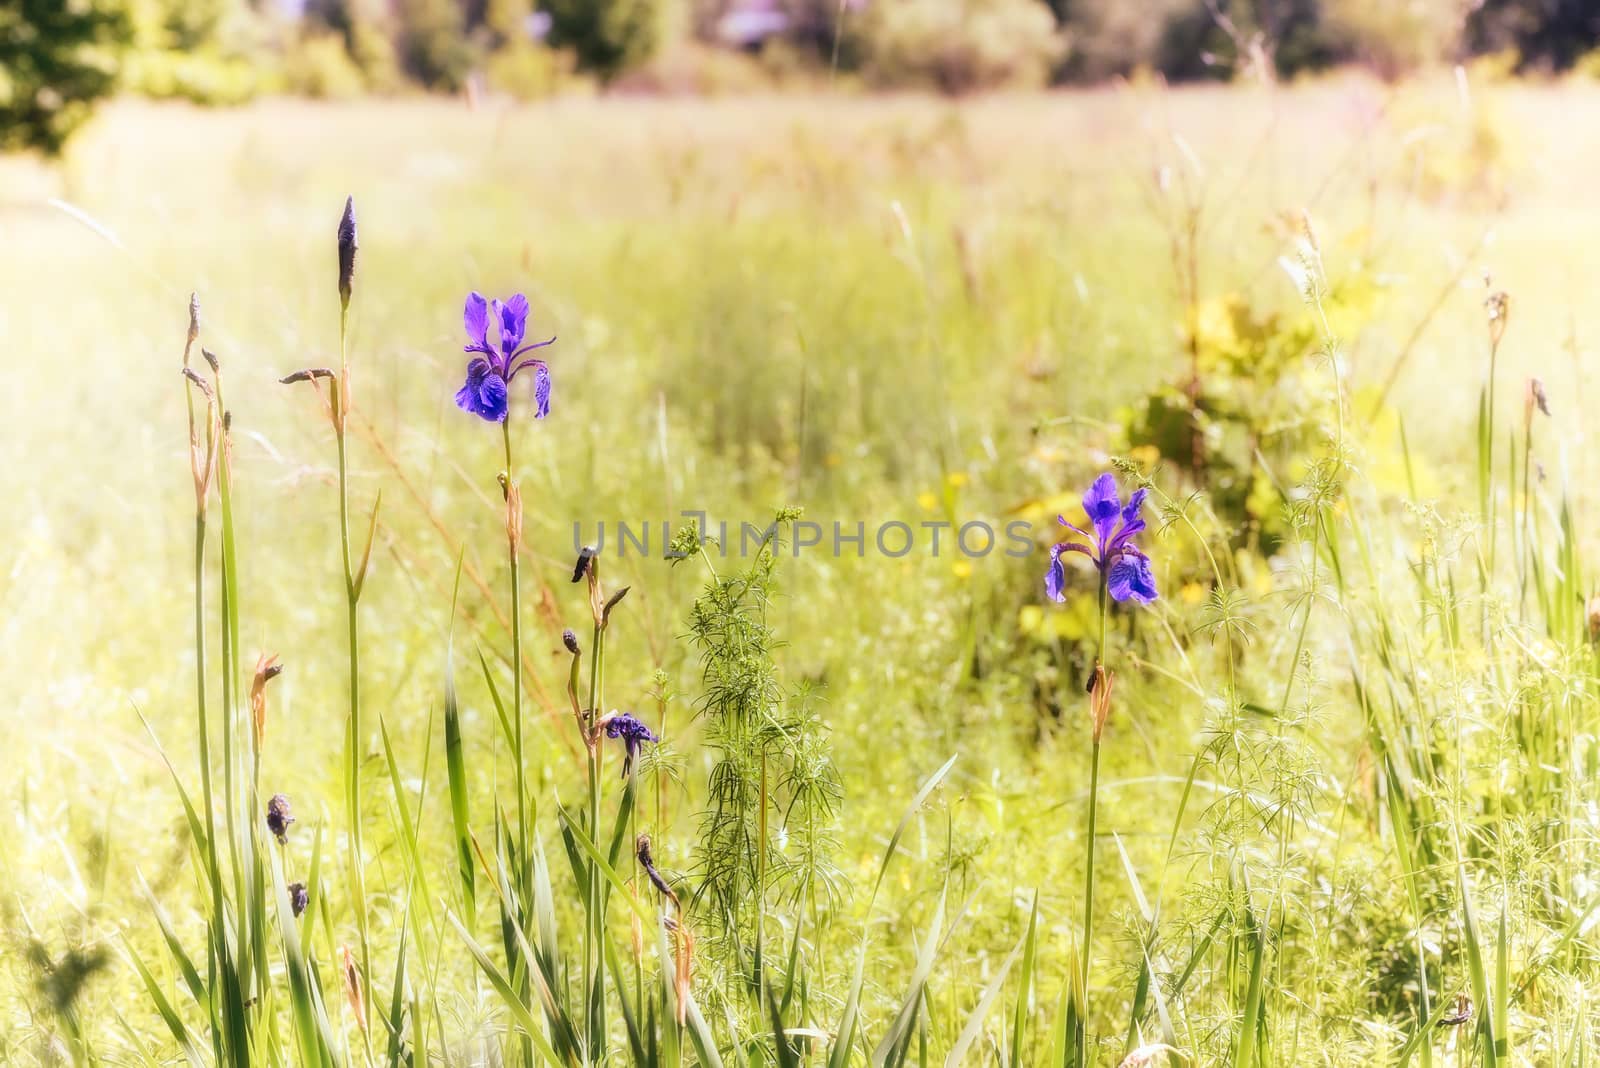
[394,0,477,89]
[0,0,129,155]
[544,0,660,83]
[1466,0,1600,71]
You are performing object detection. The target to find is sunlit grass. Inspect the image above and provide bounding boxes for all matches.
[5,77,1600,1065]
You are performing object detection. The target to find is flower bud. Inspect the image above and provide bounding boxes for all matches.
[266,793,295,845]
[337,196,358,311]
[562,629,581,655]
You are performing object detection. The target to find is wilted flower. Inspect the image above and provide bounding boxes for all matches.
[287,881,309,917]
[340,943,365,1031]
[1046,472,1158,605]
[1526,377,1550,423]
[602,712,659,777]
[1088,661,1115,742]
[266,793,294,845]
[455,292,555,423]
[1485,290,1509,346]
[250,653,283,748]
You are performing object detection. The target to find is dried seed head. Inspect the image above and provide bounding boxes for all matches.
[1484,290,1509,346]
[288,881,309,917]
[337,196,358,310]
[1088,662,1115,743]
[279,368,336,385]
[186,293,200,348]
[562,629,581,655]
[201,348,220,374]
[250,653,283,748]
[266,793,294,845]
[1527,377,1550,418]
[505,481,522,559]
[1439,992,1473,1027]
[181,367,214,401]
[340,944,365,1031]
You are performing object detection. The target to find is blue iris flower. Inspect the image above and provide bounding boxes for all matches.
[455,291,555,423]
[604,712,660,778]
[1045,472,1158,605]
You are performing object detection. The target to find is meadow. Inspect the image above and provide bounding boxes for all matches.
[4,77,1600,1066]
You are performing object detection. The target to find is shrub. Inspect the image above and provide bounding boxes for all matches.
[484,40,579,100]
[858,0,1065,94]
[545,0,662,84]
[281,30,369,99]
[0,0,128,155]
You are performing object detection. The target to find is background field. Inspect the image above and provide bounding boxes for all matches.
[5,78,1600,1065]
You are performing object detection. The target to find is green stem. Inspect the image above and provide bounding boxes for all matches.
[503,418,526,852]
[335,319,372,1031]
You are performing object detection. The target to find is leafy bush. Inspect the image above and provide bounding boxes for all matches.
[281,31,368,99]
[484,40,580,99]
[858,0,1065,93]
[393,0,477,90]
[0,0,128,155]
[545,0,662,84]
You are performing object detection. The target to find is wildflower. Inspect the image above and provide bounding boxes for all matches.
[266,793,294,844]
[562,628,581,655]
[1116,1045,1182,1068]
[601,712,659,777]
[454,292,555,423]
[1046,472,1158,605]
[287,881,309,918]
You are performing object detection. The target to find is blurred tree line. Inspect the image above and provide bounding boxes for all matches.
[5,0,1600,153]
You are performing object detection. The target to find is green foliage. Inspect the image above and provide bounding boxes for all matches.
[281,31,368,99]
[121,0,263,104]
[393,0,476,90]
[858,0,1064,92]
[0,0,127,155]
[678,515,843,982]
[545,0,662,83]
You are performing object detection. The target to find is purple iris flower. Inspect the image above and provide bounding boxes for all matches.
[604,712,659,778]
[455,291,555,423]
[1045,472,1158,605]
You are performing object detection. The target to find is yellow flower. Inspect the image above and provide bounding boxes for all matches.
[951,561,973,580]
[1129,444,1160,470]
[1180,581,1206,605]
[917,491,939,512]
[946,471,968,488]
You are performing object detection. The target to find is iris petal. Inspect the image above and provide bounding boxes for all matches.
[463,293,491,352]
[1045,556,1067,603]
[1107,553,1158,604]
[499,293,530,355]
[531,361,551,419]
[1083,472,1122,544]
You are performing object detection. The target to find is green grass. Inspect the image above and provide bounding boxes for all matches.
[4,78,1600,1066]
